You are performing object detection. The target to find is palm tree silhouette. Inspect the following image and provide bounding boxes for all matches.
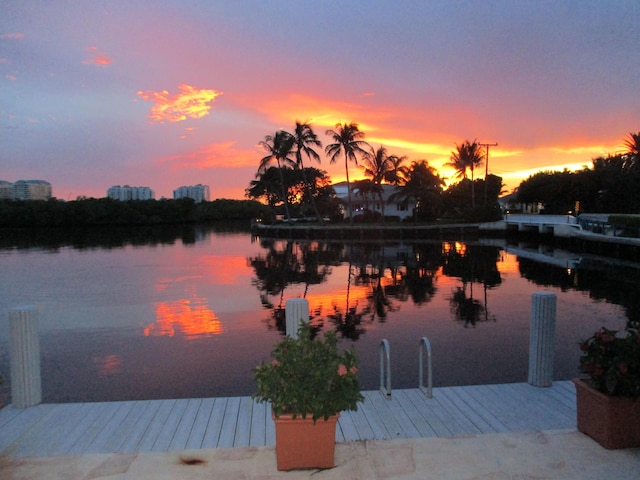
[325,122,370,224]
[623,131,640,171]
[447,140,484,208]
[362,145,393,223]
[385,154,409,186]
[292,121,324,222]
[258,131,296,222]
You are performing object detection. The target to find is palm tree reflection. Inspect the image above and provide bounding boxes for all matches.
[327,260,368,340]
[249,239,334,334]
[250,239,504,335]
[443,242,501,327]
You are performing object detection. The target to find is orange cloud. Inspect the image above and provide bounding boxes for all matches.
[155,141,258,170]
[83,46,113,66]
[137,83,222,124]
[243,92,383,133]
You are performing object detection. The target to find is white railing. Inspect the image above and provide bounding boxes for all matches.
[504,214,577,225]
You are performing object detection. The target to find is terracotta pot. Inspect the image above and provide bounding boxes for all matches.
[272,412,339,471]
[573,378,640,449]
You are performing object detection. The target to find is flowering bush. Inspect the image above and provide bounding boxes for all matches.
[579,326,640,398]
[253,322,364,422]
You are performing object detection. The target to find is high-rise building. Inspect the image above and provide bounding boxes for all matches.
[0,180,52,200]
[173,184,210,203]
[0,181,12,199]
[107,185,154,201]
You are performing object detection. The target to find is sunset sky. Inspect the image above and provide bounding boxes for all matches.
[2,1,639,200]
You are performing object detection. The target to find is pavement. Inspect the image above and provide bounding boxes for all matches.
[1,429,639,480]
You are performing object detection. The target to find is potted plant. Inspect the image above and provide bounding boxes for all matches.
[253,322,364,470]
[574,325,640,449]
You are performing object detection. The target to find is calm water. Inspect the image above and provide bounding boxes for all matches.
[0,225,636,404]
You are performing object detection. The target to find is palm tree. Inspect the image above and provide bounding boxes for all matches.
[623,131,640,171]
[390,160,445,221]
[352,178,378,214]
[447,140,484,208]
[258,131,296,222]
[385,154,409,186]
[325,122,370,224]
[362,145,393,223]
[292,121,324,222]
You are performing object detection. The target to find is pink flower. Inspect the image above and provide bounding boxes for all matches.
[350,366,358,375]
[337,364,348,376]
[271,359,280,367]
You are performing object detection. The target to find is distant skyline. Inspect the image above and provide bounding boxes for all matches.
[2,1,639,200]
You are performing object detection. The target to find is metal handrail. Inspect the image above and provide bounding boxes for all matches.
[379,339,391,399]
[419,337,433,398]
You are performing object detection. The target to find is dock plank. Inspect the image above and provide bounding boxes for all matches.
[135,400,177,452]
[0,381,578,458]
[169,398,202,451]
[201,397,227,449]
[103,400,153,453]
[151,399,189,452]
[337,411,359,442]
[10,404,77,457]
[66,402,122,455]
[443,386,508,433]
[437,387,497,434]
[185,397,215,450]
[390,389,438,438]
[248,400,267,447]
[118,400,162,453]
[360,391,393,439]
[217,397,240,448]
[0,405,53,453]
[233,397,254,447]
[84,401,136,454]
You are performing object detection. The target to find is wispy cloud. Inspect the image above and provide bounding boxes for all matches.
[0,33,24,39]
[137,84,222,124]
[83,46,113,66]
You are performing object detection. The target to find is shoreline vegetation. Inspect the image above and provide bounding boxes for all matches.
[0,197,270,228]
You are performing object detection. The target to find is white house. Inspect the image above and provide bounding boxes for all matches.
[333,182,414,220]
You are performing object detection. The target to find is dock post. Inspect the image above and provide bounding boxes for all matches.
[285,298,309,339]
[528,292,557,387]
[9,305,42,408]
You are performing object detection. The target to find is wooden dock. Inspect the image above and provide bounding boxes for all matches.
[0,381,576,458]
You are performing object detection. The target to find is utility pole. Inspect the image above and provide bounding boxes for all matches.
[479,142,498,205]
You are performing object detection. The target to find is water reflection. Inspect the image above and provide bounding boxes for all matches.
[249,240,331,332]
[146,298,223,338]
[442,243,501,327]
[247,239,508,338]
[1,225,638,403]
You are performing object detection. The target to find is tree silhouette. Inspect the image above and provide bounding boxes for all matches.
[362,145,393,223]
[325,122,370,224]
[258,131,296,222]
[291,121,324,222]
[447,140,484,208]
